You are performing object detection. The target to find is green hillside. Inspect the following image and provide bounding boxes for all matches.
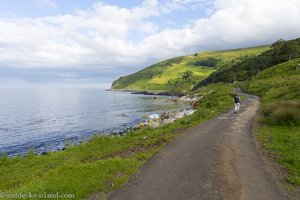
[112,45,269,91]
[197,38,300,87]
[243,59,300,185]
[243,58,300,102]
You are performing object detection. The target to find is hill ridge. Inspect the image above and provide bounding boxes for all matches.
[111,45,270,91]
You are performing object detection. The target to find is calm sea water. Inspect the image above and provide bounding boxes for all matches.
[0,88,188,156]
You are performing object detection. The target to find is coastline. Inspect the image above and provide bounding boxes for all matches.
[4,92,199,157]
[43,94,200,155]
[0,84,235,200]
[106,88,185,97]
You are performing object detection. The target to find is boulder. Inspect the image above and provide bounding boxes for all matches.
[184,109,196,116]
[174,112,185,119]
[149,114,160,119]
[149,121,160,128]
[162,118,176,124]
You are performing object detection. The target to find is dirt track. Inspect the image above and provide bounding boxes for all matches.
[108,89,287,200]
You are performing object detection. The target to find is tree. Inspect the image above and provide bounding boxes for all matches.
[167,71,198,93]
[194,57,221,67]
[181,70,194,82]
[271,39,285,49]
[281,41,300,61]
[219,70,236,83]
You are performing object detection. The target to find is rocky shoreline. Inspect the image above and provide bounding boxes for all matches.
[19,94,202,156]
[110,108,197,136]
[110,94,202,135]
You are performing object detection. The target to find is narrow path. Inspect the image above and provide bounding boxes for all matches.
[108,89,286,200]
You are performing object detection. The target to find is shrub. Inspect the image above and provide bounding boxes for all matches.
[263,100,300,125]
[194,57,221,67]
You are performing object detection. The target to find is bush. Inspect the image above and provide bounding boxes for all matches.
[194,57,221,67]
[263,100,300,125]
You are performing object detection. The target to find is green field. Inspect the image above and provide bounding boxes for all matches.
[149,63,213,84]
[243,58,300,185]
[0,84,235,200]
[112,45,269,91]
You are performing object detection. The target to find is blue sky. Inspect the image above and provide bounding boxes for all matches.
[0,0,300,88]
[0,0,208,21]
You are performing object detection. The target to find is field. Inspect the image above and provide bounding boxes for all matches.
[149,63,213,84]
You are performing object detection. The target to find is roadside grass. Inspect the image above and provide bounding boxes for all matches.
[258,126,300,185]
[243,58,300,185]
[0,83,234,200]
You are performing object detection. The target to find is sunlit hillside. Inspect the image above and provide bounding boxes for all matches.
[112,45,269,91]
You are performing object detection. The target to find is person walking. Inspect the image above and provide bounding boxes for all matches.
[233,94,241,114]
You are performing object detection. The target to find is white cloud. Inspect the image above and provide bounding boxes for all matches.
[57,72,79,78]
[1,0,300,85]
[0,1,160,70]
[159,0,213,13]
[145,0,300,54]
[0,78,110,89]
[37,0,58,8]
[190,0,300,47]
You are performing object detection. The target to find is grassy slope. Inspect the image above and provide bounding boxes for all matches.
[0,84,235,200]
[112,46,269,91]
[197,38,300,87]
[243,58,300,185]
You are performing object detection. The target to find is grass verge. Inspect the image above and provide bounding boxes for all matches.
[243,58,300,185]
[258,126,300,185]
[0,83,235,200]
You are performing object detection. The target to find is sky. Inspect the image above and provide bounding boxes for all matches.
[0,0,300,89]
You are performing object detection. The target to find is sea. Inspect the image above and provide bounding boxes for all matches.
[0,88,189,156]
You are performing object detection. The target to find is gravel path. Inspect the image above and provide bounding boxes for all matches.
[108,89,286,200]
